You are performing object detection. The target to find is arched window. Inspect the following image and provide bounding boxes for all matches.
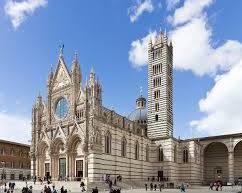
[121,137,127,157]
[10,149,14,156]
[183,147,189,163]
[105,131,112,154]
[174,145,177,163]
[146,145,149,162]
[158,146,164,162]
[135,141,139,160]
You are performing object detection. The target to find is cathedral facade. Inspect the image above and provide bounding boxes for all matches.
[30,32,242,186]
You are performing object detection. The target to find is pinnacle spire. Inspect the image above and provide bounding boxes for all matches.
[59,44,64,56]
[91,66,95,74]
[140,86,143,96]
[74,50,78,62]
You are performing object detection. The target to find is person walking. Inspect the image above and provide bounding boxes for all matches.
[154,184,157,191]
[180,183,186,192]
[145,183,148,191]
[159,183,162,192]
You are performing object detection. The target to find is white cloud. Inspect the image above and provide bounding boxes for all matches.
[169,0,213,26]
[0,112,30,144]
[190,60,242,135]
[170,17,242,76]
[169,0,242,135]
[128,31,157,68]
[128,0,242,136]
[4,0,48,29]
[128,0,154,23]
[166,0,180,10]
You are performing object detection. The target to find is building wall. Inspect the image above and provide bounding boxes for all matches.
[0,140,31,180]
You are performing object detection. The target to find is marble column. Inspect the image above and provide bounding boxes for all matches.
[72,153,77,179]
[51,154,58,180]
[66,154,69,180]
[84,154,88,178]
[228,151,234,183]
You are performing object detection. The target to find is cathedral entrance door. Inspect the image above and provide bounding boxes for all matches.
[158,171,163,181]
[76,160,83,181]
[59,158,66,180]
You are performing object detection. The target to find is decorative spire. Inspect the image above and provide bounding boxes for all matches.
[90,66,95,74]
[36,92,42,106]
[38,90,42,97]
[74,50,78,62]
[140,86,143,96]
[59,44,64,56]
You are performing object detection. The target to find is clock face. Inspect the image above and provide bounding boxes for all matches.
[55,97,69,119]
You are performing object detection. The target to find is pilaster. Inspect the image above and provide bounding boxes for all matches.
[228,151,234,183]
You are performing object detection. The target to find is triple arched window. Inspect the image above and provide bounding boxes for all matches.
[121,137,127,157]
[158,146,164,162]
[183,147,189,163]
[105,131,112,154]
[135,141,139,160]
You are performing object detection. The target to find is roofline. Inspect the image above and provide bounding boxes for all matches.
[0,139,30,148]
[181,132,242,142]
[151,133,242,143]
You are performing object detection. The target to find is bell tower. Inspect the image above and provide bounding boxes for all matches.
[147,31,173,139]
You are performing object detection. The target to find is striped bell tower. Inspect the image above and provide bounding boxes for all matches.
[147,31,173,139]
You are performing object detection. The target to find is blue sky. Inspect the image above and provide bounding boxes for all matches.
[0,0,242,143]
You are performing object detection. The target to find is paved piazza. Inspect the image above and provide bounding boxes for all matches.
[1,183,242,193]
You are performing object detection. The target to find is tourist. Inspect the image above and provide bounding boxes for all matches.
[154,184,157,191]
[52,182,55,191]
[180,183,186,192]
[145,183,148,191]
[34,176,37,185]
[60,186,64,193]
[150,183,153,190]
[158,183,162,192]
[209,182,213,190]
[80,181,85,192]
[92,187,98,193]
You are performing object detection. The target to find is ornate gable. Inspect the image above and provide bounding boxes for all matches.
[52,56,71,91]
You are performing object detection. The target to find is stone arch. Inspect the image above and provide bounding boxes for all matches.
[66,134,82,153]
[37,141,49,178]
[203,142,228,184]
[234,140,242,181]
[50,137,65,155]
